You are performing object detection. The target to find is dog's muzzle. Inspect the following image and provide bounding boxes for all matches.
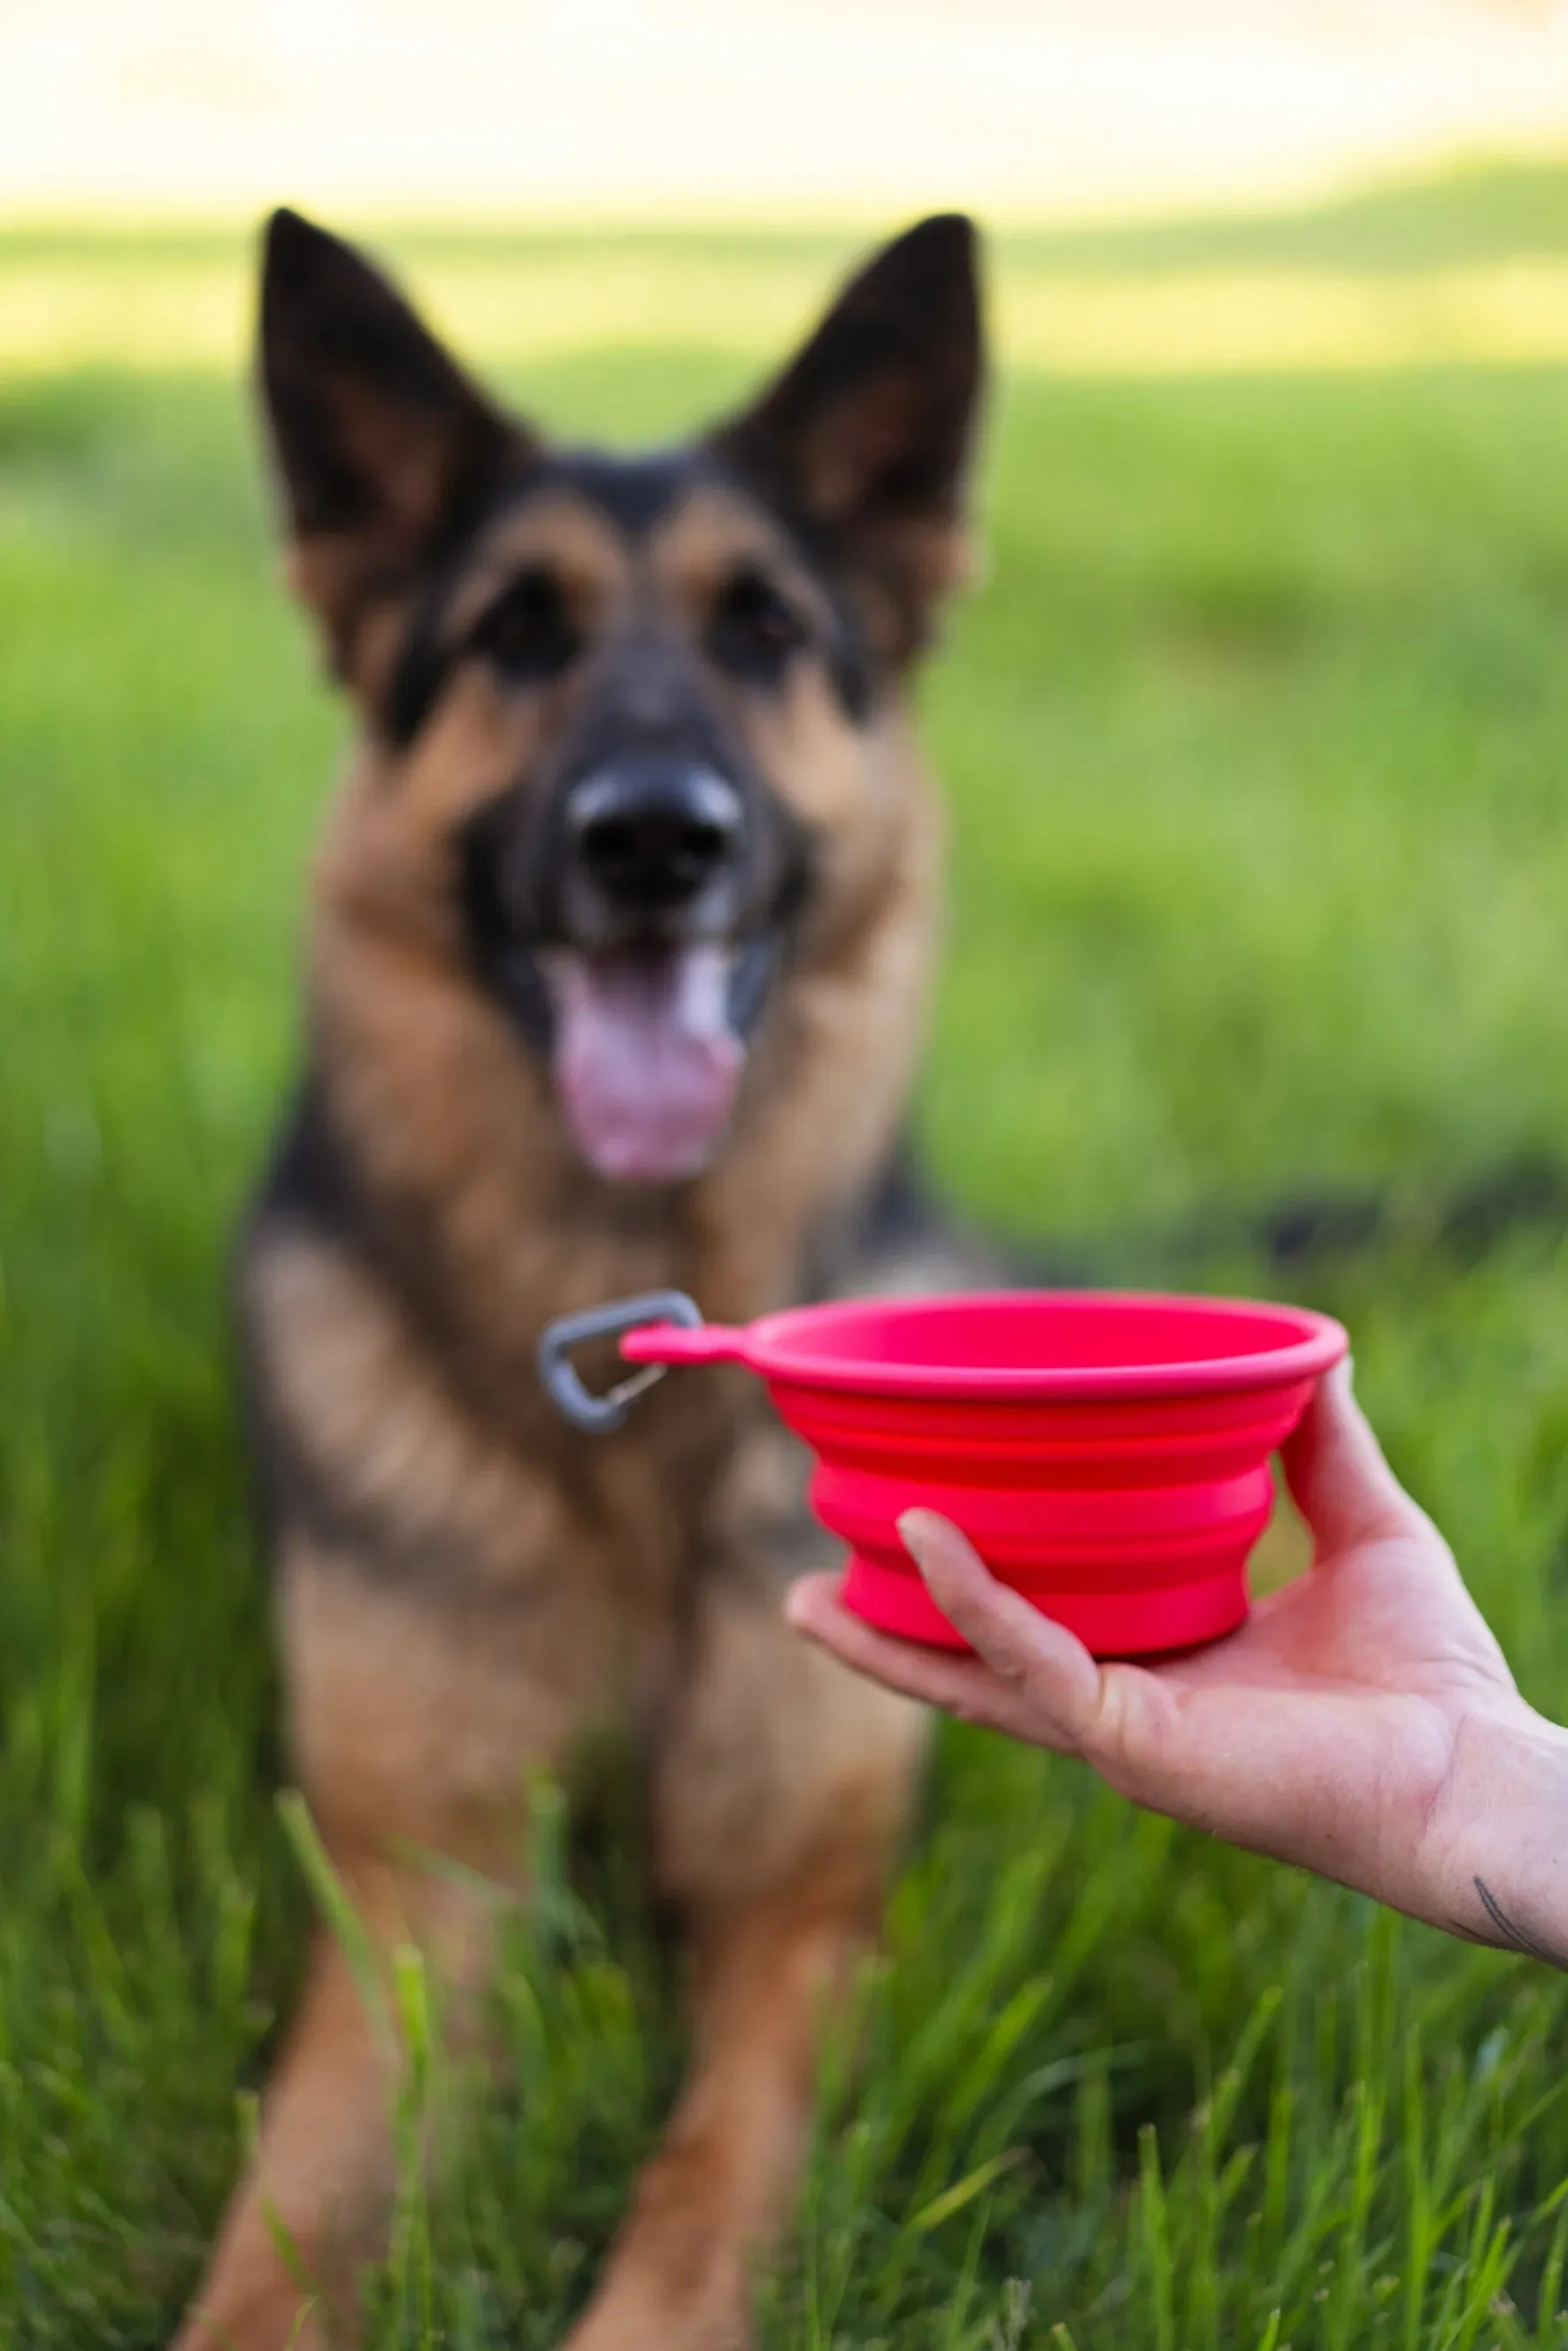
[564,762,743,929]
[533,760,755,1186]
[461,756,801,1187]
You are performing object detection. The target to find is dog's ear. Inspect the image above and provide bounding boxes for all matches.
[711,214,983,660]
[257,209,531,674]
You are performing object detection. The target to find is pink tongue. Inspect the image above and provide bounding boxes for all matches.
[550,947,745,1182]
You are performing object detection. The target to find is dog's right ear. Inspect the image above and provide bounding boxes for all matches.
[257,209,530,675]
[711,214,984,664]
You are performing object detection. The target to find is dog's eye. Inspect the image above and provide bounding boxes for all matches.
[707,568,806,685]
[471,567,578,683]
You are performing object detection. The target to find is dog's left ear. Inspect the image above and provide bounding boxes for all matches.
[257,208,532,677]
[711,214,984,660]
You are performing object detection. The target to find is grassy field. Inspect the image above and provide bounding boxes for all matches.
[10,166,1568,2346]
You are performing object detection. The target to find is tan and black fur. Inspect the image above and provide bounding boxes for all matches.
[176,209,987,2350]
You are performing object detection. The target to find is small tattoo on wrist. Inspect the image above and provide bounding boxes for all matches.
[1447,1877,1568,1971]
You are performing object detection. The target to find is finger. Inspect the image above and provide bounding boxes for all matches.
[786,1572,1085,1750]
[791,1560,1253,1832]
[900,1515,1218,1809]
[787,1573,1013,1711]
[897,1510,1104,1736]
[1281,1359,1433,1555]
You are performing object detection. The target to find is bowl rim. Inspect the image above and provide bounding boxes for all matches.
[740,1287,1349,1401]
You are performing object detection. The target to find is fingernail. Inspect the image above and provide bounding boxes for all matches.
[895,1510,948,1571]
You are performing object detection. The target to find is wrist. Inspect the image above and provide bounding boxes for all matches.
[1416,1701,1568,1958]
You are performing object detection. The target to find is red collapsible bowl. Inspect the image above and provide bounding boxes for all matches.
[623,1290,1346,1656]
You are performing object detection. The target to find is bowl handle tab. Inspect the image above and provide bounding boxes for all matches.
[619,1320,747,1368]
[537,1291,742,1433]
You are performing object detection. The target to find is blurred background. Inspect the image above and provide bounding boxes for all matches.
[13,4,1568,2346]
[5,0,1568,223]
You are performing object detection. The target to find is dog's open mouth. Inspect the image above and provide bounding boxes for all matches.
[543,944,746,1184]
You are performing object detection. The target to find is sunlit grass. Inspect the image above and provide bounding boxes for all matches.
[16,244,1568,380]
[16,161,1568,381]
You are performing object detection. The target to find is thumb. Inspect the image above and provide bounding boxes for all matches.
[1281,1359,1430,1556]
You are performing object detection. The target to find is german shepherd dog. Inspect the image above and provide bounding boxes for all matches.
[175,209,986,2350]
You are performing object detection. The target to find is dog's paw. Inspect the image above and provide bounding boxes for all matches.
[558,2285,749,2351]
[168,2287,332,2351]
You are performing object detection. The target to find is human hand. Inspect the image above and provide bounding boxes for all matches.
[788,1364,1568,1954]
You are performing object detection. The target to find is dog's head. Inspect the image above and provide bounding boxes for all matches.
[259,211,983,1185]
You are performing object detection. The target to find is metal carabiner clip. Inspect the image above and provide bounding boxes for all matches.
[536,1289,704,1433]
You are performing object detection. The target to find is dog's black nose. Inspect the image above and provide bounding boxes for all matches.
[568,764,742,914]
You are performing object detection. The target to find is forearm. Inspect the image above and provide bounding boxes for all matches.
[1414,1707,1568,1967]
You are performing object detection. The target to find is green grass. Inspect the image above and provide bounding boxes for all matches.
[10,166,1568,2344]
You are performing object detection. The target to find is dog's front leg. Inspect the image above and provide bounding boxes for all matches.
[170,1529,568,2351]
[172,1842,501,2351]
[563,1566,926,2351]
[561,1887,859,2351]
